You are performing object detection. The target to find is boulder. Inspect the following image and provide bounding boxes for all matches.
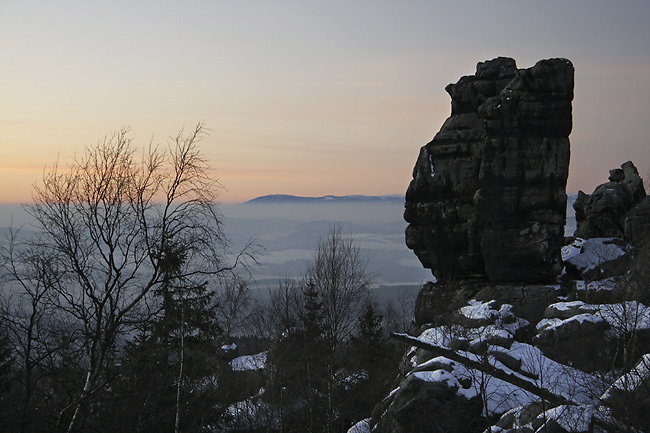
[600,353,650,429]
[573,278,619,304]
[624,196,650,247]
[624,243,650,303]
[474,283,558,324]
[543,300,597,320]
[563,237,635,281]
[405,57,573,283]
[534,313,610,371]
[414,280,553,327]
[370,371,483,433]
[574,161,648,244]
[414,280,483,327]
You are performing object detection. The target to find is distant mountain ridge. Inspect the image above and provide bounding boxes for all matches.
[242,194,404,204]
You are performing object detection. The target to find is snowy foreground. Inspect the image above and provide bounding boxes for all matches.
[349,291,650,433]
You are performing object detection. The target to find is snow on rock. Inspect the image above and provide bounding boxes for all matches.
[221,343,237,351]
[459,300,499,326]
[574,277,618,303]
[505,342,597,405]
[414,355,457,372]
[536,317,563,332]
[566,238,628,271]
[544,300,598,320]
[561,237,585,261]
[346,418,371,433]
[219,343,238,358]
[538,300,650,340]
[539,405,595,432]
[463,301,530,340]
[412,369,461,390]
[597,301,650,334]
[468,326,514,352]
[229,351,267,371]
[487,345,522,373]
[409,326,468,366]
[417,326,459,347]
[537,313,605,332]
[601,353,650,402]
[574,278,617,293]
[408,336,597,417]
[535,313,609,349]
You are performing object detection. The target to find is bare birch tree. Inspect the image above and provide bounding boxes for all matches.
[10,122,253,432]
[305,223,373,346]
[304,223,373,433]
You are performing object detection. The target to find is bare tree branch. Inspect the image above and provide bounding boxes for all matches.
[5,123,251,432]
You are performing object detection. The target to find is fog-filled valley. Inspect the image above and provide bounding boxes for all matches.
[222,196,427,305]
[0,193,579,304]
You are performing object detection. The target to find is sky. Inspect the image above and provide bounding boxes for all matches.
[1,0,649,204]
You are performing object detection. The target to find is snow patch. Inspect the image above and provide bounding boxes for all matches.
[561,237,585,261]
[412,369,461,389]
[575,277,617,292]
[542,405,594,432]
[418,327,458,348]
[537,313,605,333]
[566,237,628,272]
[347,418,371,433]
[460,300,498,322]
[597,301,650,333]
[602,353,650,399]
[229,352,267,371]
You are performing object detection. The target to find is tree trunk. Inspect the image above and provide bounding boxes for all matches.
[175,302,185,433]
[65,367,95,433]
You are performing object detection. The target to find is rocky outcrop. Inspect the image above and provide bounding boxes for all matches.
[414,280,557,327]
[369,371,483,433]
[405,57,574,283]
[534,301,610,372]
[574,161,648,246]
[563,237,636,281]
[361,57,650,433]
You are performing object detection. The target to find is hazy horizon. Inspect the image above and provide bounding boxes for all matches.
[0,193,578,299]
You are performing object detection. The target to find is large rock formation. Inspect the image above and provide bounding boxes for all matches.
[356,57,650,433]
[405,57,574,283]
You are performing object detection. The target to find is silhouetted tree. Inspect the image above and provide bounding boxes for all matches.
[2,123,255,432]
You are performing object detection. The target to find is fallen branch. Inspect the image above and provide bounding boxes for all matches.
[390,332,578,407]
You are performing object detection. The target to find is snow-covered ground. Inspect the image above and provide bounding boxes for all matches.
[229,352,267,371]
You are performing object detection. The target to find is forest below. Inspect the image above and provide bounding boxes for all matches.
[0,125,413,433]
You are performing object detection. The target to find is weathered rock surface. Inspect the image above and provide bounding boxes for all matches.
[534,313,610,372]
[405,57,574,283]
[601,353,650,422]
[624,196,650,247]
[361,57,650,433]
[414,280,557,327]
[563,237,636,281]
[369,371,483,433]
[574,161,648,245]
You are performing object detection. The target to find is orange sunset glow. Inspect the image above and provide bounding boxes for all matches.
[2,1,649,206]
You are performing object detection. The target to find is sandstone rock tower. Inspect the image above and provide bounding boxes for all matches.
[405,57,574,283]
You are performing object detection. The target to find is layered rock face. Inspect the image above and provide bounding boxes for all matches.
[574,161,649,246]
[405,57,574,283]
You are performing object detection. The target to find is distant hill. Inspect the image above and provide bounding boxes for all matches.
[243,194,404,204]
